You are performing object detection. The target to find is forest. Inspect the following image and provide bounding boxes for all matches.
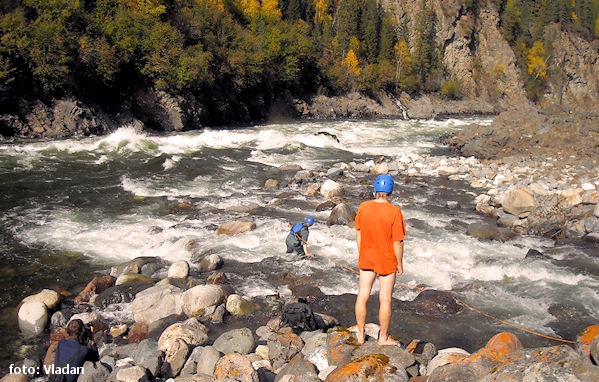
[0,0,598,123]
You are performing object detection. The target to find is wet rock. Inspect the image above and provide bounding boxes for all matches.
[217,220,257,235]
[50,309,72,328]
[275,353,319,381]
[225,202,260,214]
[141,263,161,278]
[326,203,356,226]
[324,353,409,382]
[524,249,552,261]
[281,164,303,172]
[18,301,48,336]
[575,325,599,361]
[206,271,228,285]
[405,290,463,317]
[134,339,163,377]
[197,254,223,273]
[268,327,304,366]
[265,179,279,189]
[181,284,227,317]
[305,183,321,196]
[112,257,161,278]
[22,289,61,310]
[466,223,513,241]
[294,170,313,183]
[316,200,336,211]
[213,327,255,355]
[96,283,152,309]
[320,179,344,199]
[132,284,184,325]
[225,294,257,316]
[168,261,190,278]
[213,353,258,382]
[158,318,209,353]
[327,167,343,177]
[116,273,154,286]
[212,304,226,324]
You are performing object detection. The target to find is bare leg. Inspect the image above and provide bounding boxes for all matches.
[378,272,399,346]
[355,270,376,344]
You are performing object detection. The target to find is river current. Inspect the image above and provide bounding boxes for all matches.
[1,118,598,368]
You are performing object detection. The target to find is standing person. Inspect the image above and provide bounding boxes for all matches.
[285,216,316,259]
[354,174,406,345]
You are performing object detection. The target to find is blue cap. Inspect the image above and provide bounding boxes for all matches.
[305,216,315,226]
[374,174,394,194]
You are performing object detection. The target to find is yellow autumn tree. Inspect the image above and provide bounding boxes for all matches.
[394,39,412,75]
[527,41,547,79]
[120,0,166,16]
[238,0,261,20]
[342,49,361,77]
[314,0,329,26]
[595,16,599,36]
[261,0,282,20]
[198,0,225,11]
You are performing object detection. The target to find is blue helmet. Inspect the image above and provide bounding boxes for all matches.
[305,216,315,226]
[374,174,394,194]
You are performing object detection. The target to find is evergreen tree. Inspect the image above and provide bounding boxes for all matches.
[361,0,380,63]
[412,0,436,89]
[335,0,360,55]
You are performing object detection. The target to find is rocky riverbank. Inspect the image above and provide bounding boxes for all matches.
[4,148,599,382]
[7,253,599,382]
[441,106,599,241]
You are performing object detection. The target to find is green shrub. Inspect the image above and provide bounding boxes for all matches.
[440,79,462,99]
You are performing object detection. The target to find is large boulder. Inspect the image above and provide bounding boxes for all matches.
[22,289,61,310]
[181,284,228,317]
[320,180,344,199]
[502,188,536,218]
[158,318,209,353]
[79,361,111,382]
[134,339,163,377]
[326,203,356,226]
[132,284,184,325]
[18,301,48,336]
[115,365,151,382]
[217,220,256,235]
[213,327,255,355]
[180,345,221,377]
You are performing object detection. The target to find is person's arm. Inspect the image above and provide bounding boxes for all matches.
[394,240,404,275]
[356,229,361,250]
[303,243,315,257]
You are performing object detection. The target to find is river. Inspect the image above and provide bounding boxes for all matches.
[1,118,598,370]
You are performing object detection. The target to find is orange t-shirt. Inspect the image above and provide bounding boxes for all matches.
[355,200,406,275]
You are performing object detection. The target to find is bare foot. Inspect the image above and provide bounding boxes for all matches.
[378,335,399,346]
[356,330,366,344]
